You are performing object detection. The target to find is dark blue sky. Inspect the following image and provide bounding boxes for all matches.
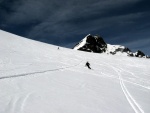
[0,0,150,55]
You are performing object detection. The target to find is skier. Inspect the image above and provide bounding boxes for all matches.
[85,61,91,69]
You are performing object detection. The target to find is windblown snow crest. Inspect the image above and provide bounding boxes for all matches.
[73,34,149,58]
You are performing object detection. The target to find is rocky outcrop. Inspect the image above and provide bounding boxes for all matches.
[134,50,145,58]
[74,34,107,53]
[73,34,149,59]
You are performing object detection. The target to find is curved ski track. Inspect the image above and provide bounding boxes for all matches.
[67,61,146,113]
[113,67,145,113]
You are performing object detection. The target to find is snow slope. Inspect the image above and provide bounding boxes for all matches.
[0,30,150,113]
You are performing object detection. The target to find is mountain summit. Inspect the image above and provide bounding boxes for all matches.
[73,34,149,58]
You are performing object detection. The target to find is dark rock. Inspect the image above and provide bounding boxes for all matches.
[86,35,97,45]
[74,35,107,53]
[73,34,149,59]
[110,51,116,55]
[128,53,134,57]
[135,50,145,58]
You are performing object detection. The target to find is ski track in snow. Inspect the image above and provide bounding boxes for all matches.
[1,30,150,113]
[100,62,150,90]
[0,60,83,80]
[19,93,32,113]
[4,93,31,113]
[67,60,147,113]
[118,64,150,81]
[113,67,145,113]
[70,68,150,90]
[66,61,150,91]
[83,60,150,90]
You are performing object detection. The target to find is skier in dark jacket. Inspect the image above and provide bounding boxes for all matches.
[85,61,91,69]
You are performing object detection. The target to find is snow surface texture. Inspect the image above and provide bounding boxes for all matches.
[0,30,150,113]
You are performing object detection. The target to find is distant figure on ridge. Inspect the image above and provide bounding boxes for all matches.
[85,61,91,69]
[58,47,59,50]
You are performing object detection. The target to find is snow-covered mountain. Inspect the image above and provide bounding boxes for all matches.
[73,34,149,58]
[0,30,150,113]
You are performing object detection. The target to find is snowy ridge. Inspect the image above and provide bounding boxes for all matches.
[0,30,150,113]
[73,34,90,50]
[73,34,149,58]
[106,44,129,56]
